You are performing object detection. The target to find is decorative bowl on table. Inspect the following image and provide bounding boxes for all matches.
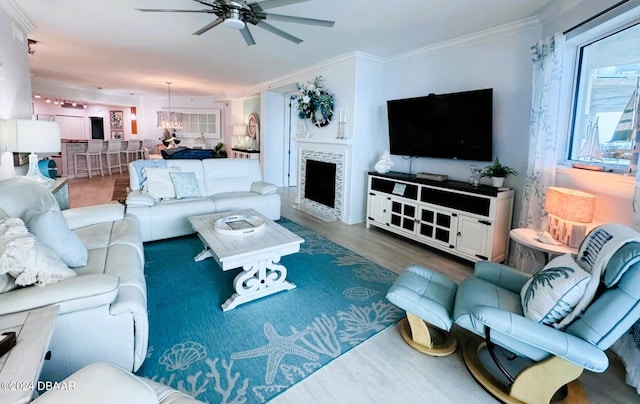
[213,214,265,235]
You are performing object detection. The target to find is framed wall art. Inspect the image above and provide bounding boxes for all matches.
[110,110,123,129]
[111,130,123,140]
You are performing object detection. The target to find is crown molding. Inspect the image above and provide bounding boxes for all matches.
[235,51,383,98]
[385,17,541,64]
[0,0,34,32]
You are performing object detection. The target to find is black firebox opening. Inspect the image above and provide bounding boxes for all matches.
[304,159,336,208]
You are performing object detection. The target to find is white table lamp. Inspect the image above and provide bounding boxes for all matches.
[544,187,596,248]
[232,124,246,147]
[3,119,61,189]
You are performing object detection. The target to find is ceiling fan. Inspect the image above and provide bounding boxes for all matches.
[136,0,335,45]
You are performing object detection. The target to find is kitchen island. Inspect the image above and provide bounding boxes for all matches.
[60,139,139,178]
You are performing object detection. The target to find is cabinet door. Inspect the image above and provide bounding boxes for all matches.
[456,215,492,260]
[389,199,418,234]
[417,206,456,248]
[367,192,389,224]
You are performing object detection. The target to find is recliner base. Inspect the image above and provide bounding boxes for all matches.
[463,335,588,404]
[398,313,457,356]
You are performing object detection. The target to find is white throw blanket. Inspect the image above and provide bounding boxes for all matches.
[557,223,640,328]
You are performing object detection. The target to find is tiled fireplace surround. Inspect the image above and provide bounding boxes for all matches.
[296,139,351,221]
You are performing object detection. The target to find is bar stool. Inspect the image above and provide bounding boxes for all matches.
[74,139,104,178]
[142,139,157,159]
[121,139,142,170]
[103,139,123,175]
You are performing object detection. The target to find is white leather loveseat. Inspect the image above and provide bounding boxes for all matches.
[125,158,281,242]
[0,177,147,382]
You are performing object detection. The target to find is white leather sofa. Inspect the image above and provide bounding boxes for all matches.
[125,158,281,242]
[0,177,147,382]
[32,362,203,403]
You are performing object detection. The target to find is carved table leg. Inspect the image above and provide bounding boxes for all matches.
[222,256,296,311]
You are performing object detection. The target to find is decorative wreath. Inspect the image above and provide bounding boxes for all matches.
[294,76,335,128]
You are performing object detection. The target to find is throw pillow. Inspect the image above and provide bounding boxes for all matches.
[169,172,201,199]
[27,210,88,268]
[132,159,168,189]
[142,166,181,201]
[520,254,591,327]
[0,218,76,287]
[0,274,16,293]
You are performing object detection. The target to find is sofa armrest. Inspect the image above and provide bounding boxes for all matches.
[474,261,530,294]
[251,181,278,195]
[471,305,609,373]
[0,274,120,316]
[62,204,125,230]
[125,190,156,207]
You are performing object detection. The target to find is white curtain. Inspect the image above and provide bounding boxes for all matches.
[515,33,565,272]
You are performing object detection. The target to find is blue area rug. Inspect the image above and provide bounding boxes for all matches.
[136,218,402,403]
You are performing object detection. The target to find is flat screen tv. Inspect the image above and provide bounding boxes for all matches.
[387,88,493,161]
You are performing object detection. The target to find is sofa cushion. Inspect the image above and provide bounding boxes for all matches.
[520,254,590,327]
[210,192,270,212]
[27,210,88,268]
[142,166,181,201]
[169,172,201,199]
[0,218,76,287]
[0,177,60,221]
[206,177,253,194]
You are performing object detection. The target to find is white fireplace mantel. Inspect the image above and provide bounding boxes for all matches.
[294,137,353,146]
[295,137,352,222]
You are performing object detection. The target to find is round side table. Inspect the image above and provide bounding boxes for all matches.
[509,228,577,264]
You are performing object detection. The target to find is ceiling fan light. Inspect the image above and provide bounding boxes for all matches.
[223,9,245,30]
[223,17,245,30]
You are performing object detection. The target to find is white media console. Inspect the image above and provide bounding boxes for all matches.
[366,172,514,262]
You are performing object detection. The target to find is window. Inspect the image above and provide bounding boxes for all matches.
[568,21,640,172]
[179,113,219,135]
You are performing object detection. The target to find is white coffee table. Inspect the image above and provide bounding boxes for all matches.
[188,209,304,311]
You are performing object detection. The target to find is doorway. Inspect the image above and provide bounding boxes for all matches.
[90,117,104,139]
[286,95,298,187]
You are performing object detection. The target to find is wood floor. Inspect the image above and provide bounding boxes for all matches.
[67,174,639,403]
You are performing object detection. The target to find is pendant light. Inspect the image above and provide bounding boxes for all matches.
[157,82,183,129]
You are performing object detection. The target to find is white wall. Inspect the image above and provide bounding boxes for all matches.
[257,53,385,223]
[382,21,541,225]
[262,91,287,185]
[0,5,34,178]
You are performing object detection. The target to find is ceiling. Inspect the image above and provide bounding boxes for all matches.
[17,0,557,99]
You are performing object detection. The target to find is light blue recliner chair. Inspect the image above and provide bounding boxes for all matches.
[387,224,640,404]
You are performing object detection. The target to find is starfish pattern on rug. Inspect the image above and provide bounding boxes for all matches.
[231,322,319,384]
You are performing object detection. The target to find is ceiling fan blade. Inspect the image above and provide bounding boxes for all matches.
[240,26,256,46]
[255,20,302,44]
[192,0,217,7]
[261,13,334,27]
[193,18,225,35]
[251,0,310,11]
[136,8,213,13]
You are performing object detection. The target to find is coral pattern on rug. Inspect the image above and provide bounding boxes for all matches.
[136,218,402,403]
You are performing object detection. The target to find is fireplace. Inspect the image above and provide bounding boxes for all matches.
[298,147,346,220]
[304,160,336,208]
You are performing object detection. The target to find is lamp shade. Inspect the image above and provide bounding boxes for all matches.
[232,124,247,136]
[4,119,61,153]
[157,111,183,130]
[544,187,596,223]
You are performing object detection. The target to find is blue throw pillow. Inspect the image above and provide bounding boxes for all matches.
[169,172,201,199]
[27,210,88,268]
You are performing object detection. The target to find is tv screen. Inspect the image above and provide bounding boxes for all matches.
[387,88,493,161]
